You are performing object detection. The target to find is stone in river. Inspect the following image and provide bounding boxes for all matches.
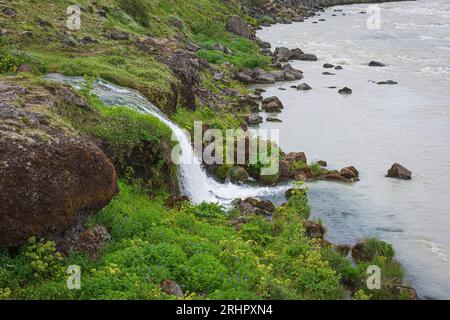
[338,87,352,94]
[386,163,412,180]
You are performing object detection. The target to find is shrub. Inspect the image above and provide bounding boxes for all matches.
[118,0,151,27]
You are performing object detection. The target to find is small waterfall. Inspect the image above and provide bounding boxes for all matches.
[45,74,289,205]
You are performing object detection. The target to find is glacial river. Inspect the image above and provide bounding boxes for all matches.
[257,0,450,299]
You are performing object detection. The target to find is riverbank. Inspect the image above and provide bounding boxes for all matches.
[0,0,417,299]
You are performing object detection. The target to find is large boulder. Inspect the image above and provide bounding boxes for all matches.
[274,47,292,62]
[226,16,255,39]
[262,96,283,112]
[285,152,307,164]
[227,166,250,183]
[340,166,359,179]
[302,220,325,239]
[0,82,118,247]
[386,163,412,180]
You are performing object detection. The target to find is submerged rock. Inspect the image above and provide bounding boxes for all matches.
[297,83,312,91]
[338,87,352,94]
[368,60,386,67]
[386,163,412,180]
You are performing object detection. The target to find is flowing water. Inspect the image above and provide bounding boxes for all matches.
[44,74,289,205]
[256,0,450,299]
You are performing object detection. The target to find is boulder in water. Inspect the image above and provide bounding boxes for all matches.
[340,166,359,179]
[386,163,412,180]
[227,166,249,183]
[297,83,312,91]
[338,87,352,94]
[323,63,335,69]
[262,96,283,112]
[368,61,386,67]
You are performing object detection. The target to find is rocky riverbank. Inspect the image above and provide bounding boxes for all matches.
[0,0,415,300]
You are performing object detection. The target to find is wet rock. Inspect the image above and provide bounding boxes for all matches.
[351,242,372,262]
[161,279,184,297]
[338,87,352,94]
[368,60,386,67]
[302,220,325,239]
[321,171,347,182]
[298,53,318,61]
[237,94,261,111]
[322,72,335,75]
[317,160,327,167]
[245,114,263,125]
[255,72,275,84]
[228,166,249,183]
[340,166,359,179]
[279,160,291,179]
[235,197,275,216]
[259,172,279,185]
[335,65,343,70]
[262,96,283,112]
[165,195,190,209]
[226,16,255,39]
[386,163,412,180]
[377,80,398,85]
[266,117,282,122]
[285,152,307,164]
[323,63,335,69]
[289,48,305,60]
[297,83,312,91]
[274,47,291,62]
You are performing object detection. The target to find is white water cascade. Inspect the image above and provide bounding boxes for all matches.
[45,74,289,205]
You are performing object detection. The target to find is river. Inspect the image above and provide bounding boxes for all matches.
[256,0,450,299]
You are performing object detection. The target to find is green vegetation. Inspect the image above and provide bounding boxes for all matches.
[0,183,406,300]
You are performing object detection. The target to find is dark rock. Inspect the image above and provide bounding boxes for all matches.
[245,114,262,125]
[323,63,335,69]
[387,285,417,300]
[285,152,307,164]
[334,65,343,70]
[262,96,283,112]
[235,71,254,84]
[237,94,260,111]
[228,166,249,183]
[108,28,129,40]
[321,171,346,182]
[236,197,275,216]
[378,80,398,85]
[226,16,255,39]
[302,220,325,239]
[96,10,107,18]
[340,166,359,179]
[279,160,291,179]
[322,72,335,75]
[161,279,184,297]
[289,48,305,60]
[351,242,373,262]
[298,53,318,61]
[297,83,312,90]
[338,87,352,94]
[386,163,412,180]
[0,82,118,247]
[293,167,313,181]
[274,47,291,62]
[266,117,282,122]
[368,61,386,67]
[165,195,190,209]
[60,225,111,259]
[37,19,52,29]
[317,160,327,167]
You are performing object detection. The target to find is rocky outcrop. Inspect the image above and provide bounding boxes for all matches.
[274,47,317,62]
[340,166,359,180]
[165,195,190,209]
[302,220,325,239]
[227,166,250,183]
[226,16,256,39]
[297,83,312,90]
[235,197,275,216]
[386,163,412,180]
[262,96,283,112]
[0,82,118,247]
[161,279,184,297]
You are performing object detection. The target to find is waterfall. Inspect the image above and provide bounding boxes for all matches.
[45,74,289,205]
